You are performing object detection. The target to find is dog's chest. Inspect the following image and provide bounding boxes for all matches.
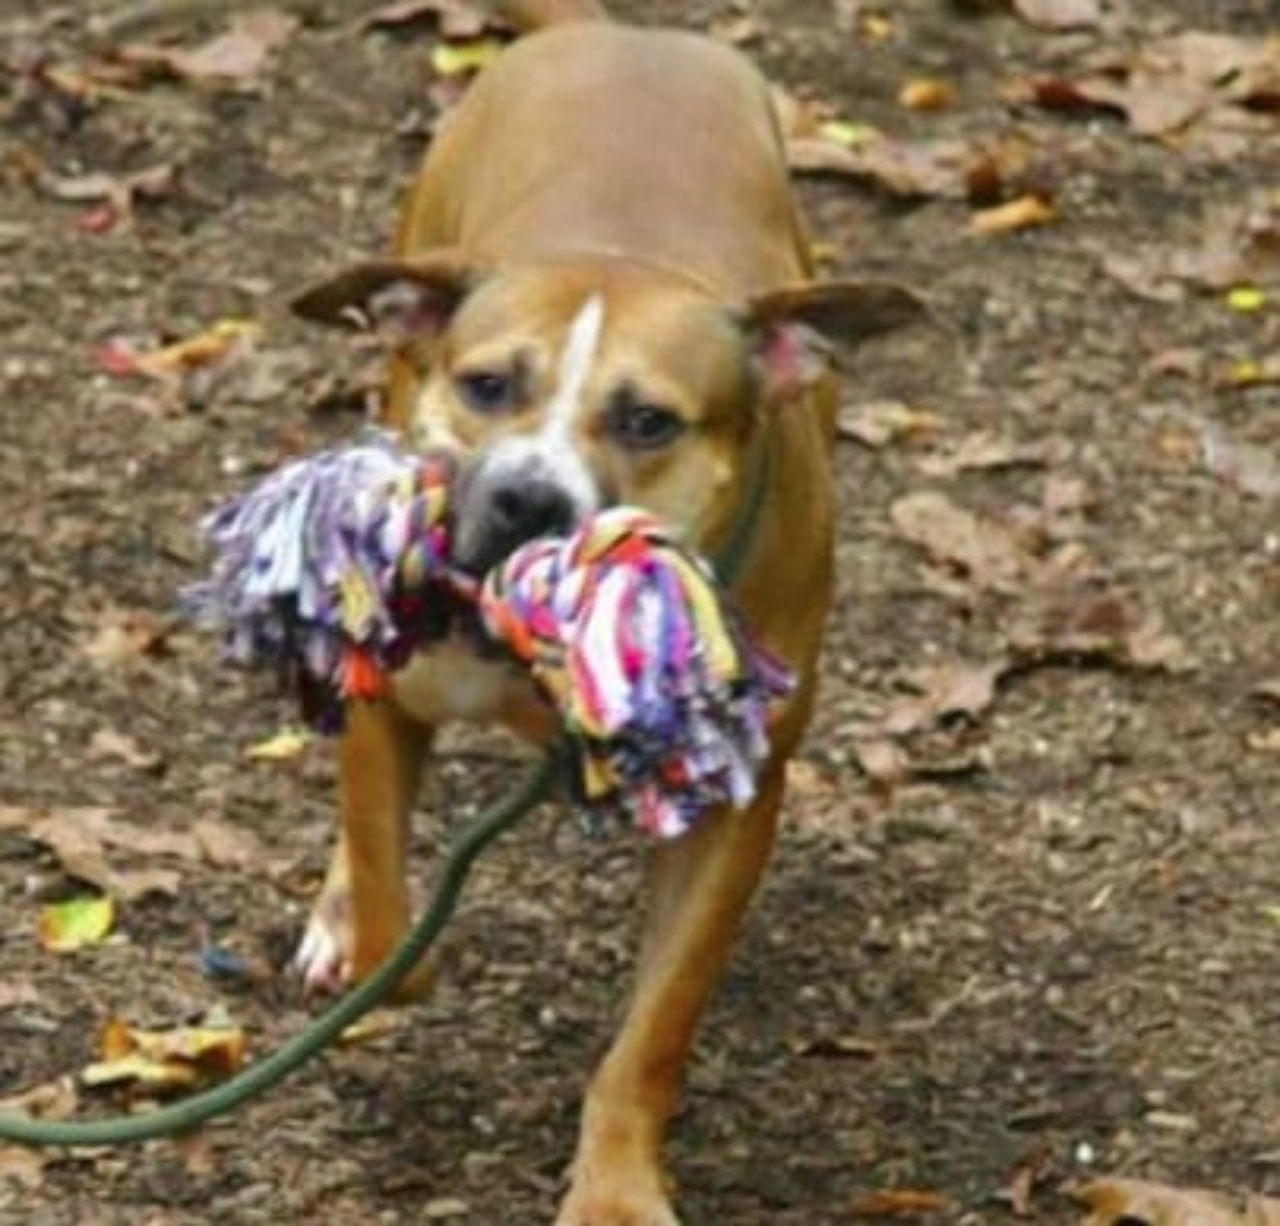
[389,641,550,739]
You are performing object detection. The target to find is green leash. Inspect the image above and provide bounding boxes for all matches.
[0,756,558,1147]
[0,437,770,1149]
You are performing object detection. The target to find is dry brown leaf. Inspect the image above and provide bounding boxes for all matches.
[854,739,911,786]
[1071,1176,1280,1225]
[0,807,189,901]
[838,400,943,448]
[1010,0,1103,30]
[1250,678,1280,706]
[190,817,264,869]
[916,431,1059,476]
[119,10,298,89]
[1011,589,1189,672]
[79,608,171,667]
[890,490,1028,591]
[1201,426,1280,499]
[882,660,1007,737]
[358,0,491,39]
[788,133,972,199]
[971,193,1056,234]
[0,980,40,1011]
[1011,31,1280,139]
[898,78,957,111]
[850,1188,952,1217]
[32,163,176,230]
[88,727,164,773]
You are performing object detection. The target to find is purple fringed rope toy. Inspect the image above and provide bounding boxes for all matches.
[185,432,794,837]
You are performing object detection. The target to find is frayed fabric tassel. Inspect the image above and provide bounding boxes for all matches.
[479,509,794,838]
[187,436,795,837]
[182,431,456,730]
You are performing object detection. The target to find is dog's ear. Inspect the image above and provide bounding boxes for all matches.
[739,279,930,400]
[290,249,484,345]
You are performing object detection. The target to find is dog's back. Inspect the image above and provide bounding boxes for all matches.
[398,13,811,295]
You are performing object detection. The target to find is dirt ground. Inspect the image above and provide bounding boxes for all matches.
[1,0,1277,1222]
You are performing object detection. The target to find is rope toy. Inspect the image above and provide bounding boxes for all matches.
[185,432,794,838]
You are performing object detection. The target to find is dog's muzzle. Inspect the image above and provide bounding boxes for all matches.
[451,464,579,578]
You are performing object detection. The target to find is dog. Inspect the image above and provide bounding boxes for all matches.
[289,2,922,1221]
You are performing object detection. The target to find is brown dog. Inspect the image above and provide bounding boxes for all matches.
[290,2,921,1221]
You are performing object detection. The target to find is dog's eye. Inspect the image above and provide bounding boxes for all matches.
[605,401,686,451]
[456,370,516,414]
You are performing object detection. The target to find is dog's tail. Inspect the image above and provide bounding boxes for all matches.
[499,0,609,33]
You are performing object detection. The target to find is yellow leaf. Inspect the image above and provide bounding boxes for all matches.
[38,896,114,953]
[1226,285,1266,313]
[85,1018,246,1093]
[898,77,957,111]
[131,318,260,377]
[81,1052,200,1090]
[859,13,895,41]
[817,119,877,148]
[244,727,312,761]
[431,39,501,77]
[970,194,1056,235]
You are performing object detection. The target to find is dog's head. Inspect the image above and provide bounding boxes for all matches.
[293,251,922,574]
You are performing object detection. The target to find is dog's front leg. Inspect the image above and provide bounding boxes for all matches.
[295,699,434,999]
[556,763,787,1226]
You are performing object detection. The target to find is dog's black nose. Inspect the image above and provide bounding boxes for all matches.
[489,478,576,542]
[453,473,578,576]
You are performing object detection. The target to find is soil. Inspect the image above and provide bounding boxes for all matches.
[1,1,1277,1223]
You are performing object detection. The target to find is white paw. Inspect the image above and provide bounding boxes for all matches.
[292,913,349,992]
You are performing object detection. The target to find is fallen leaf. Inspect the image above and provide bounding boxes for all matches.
[850,1188,952,1217]
[916,431,1060,476]
[1009,0,1102,31]
[119,10,298,89]
[83,1017,246,1095]
[971,193,1056,234]
[837,400,943,448]
[38,896,115,953]
[1010,30,1280,140]
[882,660,1007,737]
[1250,679,1280,706]
[190,817,264,868]
[854,739,911,786]
[1226,285,1266,312]
[245,727,313,761]
[431,38,502,77]
[0,807,188,902]
[1222,356,1280,388]
[1011,589,1189,672]
[79,607,171,667]
[1247,729,1280,754]
[0,981,40,1011]
[102,318,261,380]
[0,1147,49,1189]
[890,490,1028,591]
[792,1032,883,1058]
[88,727,164,773]
[789,132,973,198]
[0,1077,80,1122]
[32,163,176,232]
[1070,1175,1280,1225]
[1201,425,1280,499]
[898,78,957,111]
[358,0,491,39]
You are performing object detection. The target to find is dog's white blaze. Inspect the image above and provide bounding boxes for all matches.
[486,294,605,513]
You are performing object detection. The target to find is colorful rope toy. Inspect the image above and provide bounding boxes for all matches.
[185,431,794,838]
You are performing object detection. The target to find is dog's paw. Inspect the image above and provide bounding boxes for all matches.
[555,1176,680,1226]
[292,897,351,993]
